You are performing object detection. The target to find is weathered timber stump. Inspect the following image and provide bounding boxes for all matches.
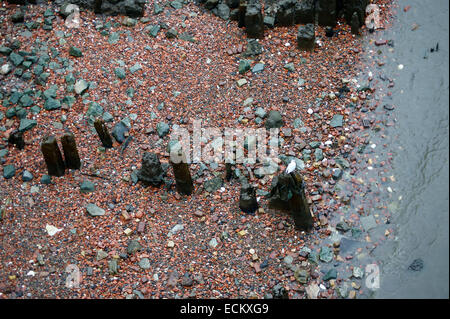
[268,171,313,231]
[137,152,164,187]
[239,180,258,214]
[225,162,233,182]
[8,130,24,150]
[41,135,65,177]
[169,146,193,196]
[238,0,247,28]
[94,118,113,148]
[61,131,81,169]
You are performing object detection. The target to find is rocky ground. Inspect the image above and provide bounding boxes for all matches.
[0,0,397,299]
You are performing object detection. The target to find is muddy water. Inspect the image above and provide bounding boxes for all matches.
[360,0,449,298]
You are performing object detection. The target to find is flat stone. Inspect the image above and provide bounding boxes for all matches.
[319,246,333,263]
[22,170,33,182]
[252,63,265,73]
[74,80,89,95]
[80,180,95,193]
[19,119,37,132]
[360,215,377,231]
[323,268,337,281]
[139,258,151,270]
[85,204,105,216]
[237,79,248,87]
[69,46,82,57]
[330,114,344,128]
[3,165,16,179]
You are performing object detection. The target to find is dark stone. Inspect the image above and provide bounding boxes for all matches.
[11,9,25,23]
[273,284,289,299]
[297,23,315,51]
[216,3,230,20]
[243,38,263,56]
[137,152,165,187]
[268,171,313,231]
[325,27,334,37]
[41,135,65,177]
[94,118,113,148]
[61,132,81,170]
[265,110,284,129]
[111,121,129,144]
[127,239,142,255]
[323,268,337,281]
[3,165,16,179]
[408,258,424,271]
[239,180,258,214]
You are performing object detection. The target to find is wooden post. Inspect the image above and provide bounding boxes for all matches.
[94,118,113,148]
[8,130,24,150]
[268,171,313,231]
[239,180,258,214]
[41,136,65,177]
[169,146,193,196]
[238,0,247,28]
[61,131,81,169]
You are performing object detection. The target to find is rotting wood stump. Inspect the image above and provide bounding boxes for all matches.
[41,135,65,177]
[8,130,24,150]
[225,162,233,182]
[268,170,313,231]
[169,146,193,196]
[61,131,81,170]
[239,180,259,214]
[94,118,113,148]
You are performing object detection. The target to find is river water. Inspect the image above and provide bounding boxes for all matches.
[361,0,449,298]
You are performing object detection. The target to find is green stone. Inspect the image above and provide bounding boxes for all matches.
[22,60,32,69]
[44,98,61,110]
[62,96,76,108]
[114,67,126,79]
[330,114,344,128]
[43,85,58,99]
[40,174,52,184]
[69,46,82,57]
[19,119,37,132]
[323,269,337,281]
[3,165,16,179]
[0,46,12,55]
[65,73,75,84]
[130,63,142,74]
[19,94,33,107]
[80,180,95,193]
[108,32,120,44]
[284,62,295,72]
[239,60,251,74]
[319,246,333,263]
[147,25,160,37]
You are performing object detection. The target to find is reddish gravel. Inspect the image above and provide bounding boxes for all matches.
[0,0,395,299]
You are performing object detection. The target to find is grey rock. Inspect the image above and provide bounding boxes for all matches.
[86,204,105,216]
